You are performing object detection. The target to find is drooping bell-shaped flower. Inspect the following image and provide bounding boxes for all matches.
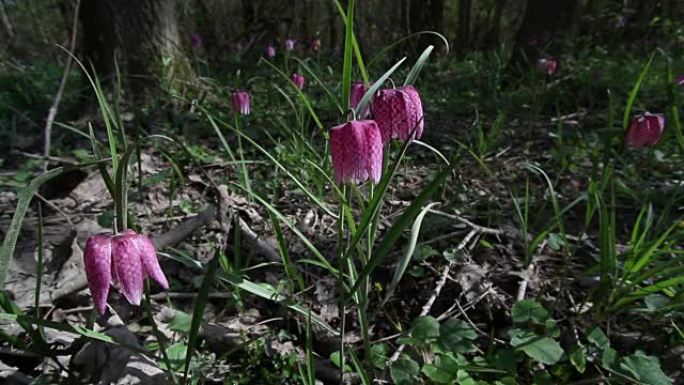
[676,75,684,87]
[83,230,168,314]
[311,38,321,52]
[231,91,251,115]
[191,33,202,49]
[537,58,558,75]
[291,73,305,90]
[372,85,424,143]
[350,82,370,118]
[265,44,277,58]
[285,38,296,51]
[329,120,383,184]
[625,112,666,148]
[84,234,112,315]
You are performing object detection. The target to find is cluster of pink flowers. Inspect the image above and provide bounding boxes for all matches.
[330,82,424,185]
[84,230,168,314]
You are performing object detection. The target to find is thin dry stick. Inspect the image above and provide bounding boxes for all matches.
[43,0,81,172]
[427,208,504,235]
[0,0,15,38]
[388,229,479,364]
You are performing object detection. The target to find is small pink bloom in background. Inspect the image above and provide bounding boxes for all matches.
[616,15,627,28]
[291,73,305,89]
[330,120,383,184]
[537,58,558,75]
[372,85,424,143]
[191,33,202,49]
[676,75,684,87]
[231,91,251,115]
[311,38,321,51]
[84,230,168,314]
[285,38,296,51]
[625,112,666,148]
[350,82,370,118]
[266,44,277,58]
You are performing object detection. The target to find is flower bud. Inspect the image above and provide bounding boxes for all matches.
[291,73,305,90]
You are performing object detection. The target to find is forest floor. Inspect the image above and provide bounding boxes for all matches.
[1,48,684,384]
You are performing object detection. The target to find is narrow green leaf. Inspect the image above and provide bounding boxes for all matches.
[404,45,434,86]
[0,161,104,288]
[349,166,451,296]
[183,251,219,383]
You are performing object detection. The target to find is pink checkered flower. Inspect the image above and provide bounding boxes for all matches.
[265,44,276,58]
[311,38,321,51]
[676,75,684,87]
[285,38,296,51]
[291,73,305,90]
[84,230,168,314]
[537,58,559,75]
[231,91,251,115]
[350,82,370,118]
[330,120,383,184]
[191,33,202,49]
[625,112,666,148]
[372,85,424,143]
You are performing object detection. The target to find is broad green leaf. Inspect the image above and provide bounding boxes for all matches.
[410,315,440,344]
[620,352,672,385]
[168,311,192,333]
[390,355,420,385]
[511,300,549,324]
[569,344,587,373]
[421,354,460,384]
[509,329,563,365]
[587,327,610,350]
[438,319,477,354]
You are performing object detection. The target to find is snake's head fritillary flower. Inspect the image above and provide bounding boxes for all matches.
[266,44,277,58]
[625,112,666,148]
[311,38,321,51]
[84,234,113,315]
[372,85,424,143]
[285,38,296,51]
[676,75,684,87]
[537,58,558,75]
[84,230,168,314]
[330,120,383,185]
[231,91,251,115]
[191,33,202,49]
[291,73,305,90]
[350,82,370,118]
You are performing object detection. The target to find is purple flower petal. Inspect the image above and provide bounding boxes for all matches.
[84,234,113,315]
[111,233,144,306]
[134,234,169,289]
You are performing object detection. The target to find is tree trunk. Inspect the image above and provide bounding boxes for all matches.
[409,0,445,49]
[515,0,579,53]
[457,0,472,56]
[79,0,193,96]
[0,0,15,39]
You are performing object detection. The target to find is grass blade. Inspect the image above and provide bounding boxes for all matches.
[0,161,104,288]
[183,251,220,383]
[348,166,451,297]
[404,45,434,86]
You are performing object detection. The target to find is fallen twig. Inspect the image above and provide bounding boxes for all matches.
[43,0,80,172]
[388,229,479,364]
